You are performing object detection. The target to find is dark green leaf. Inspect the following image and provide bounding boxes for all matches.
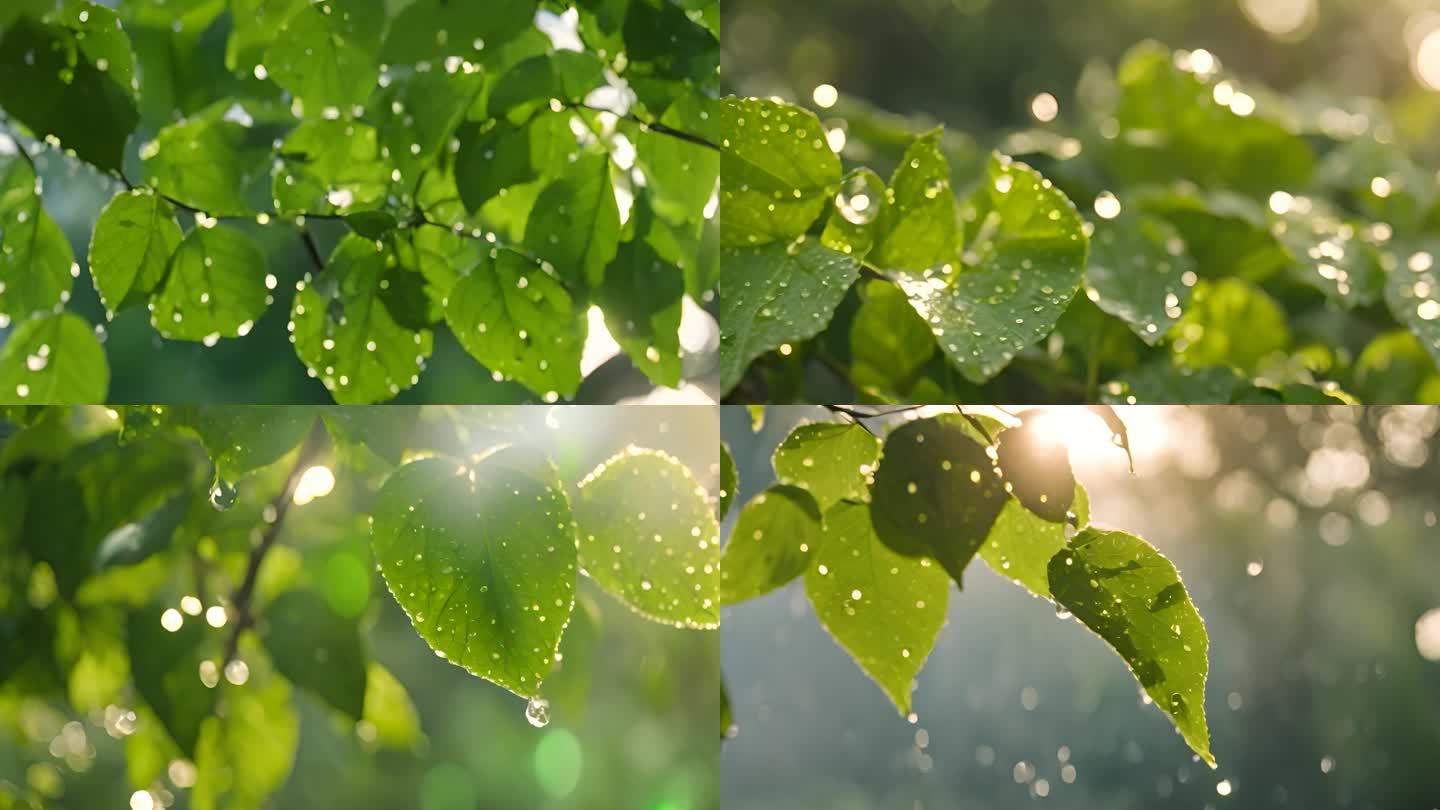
[0,154,75,322]
[272,119,391,217]
[262,0,384,114]
[488,51,607,124]
[870,129,955,271]
[142,111,264,217]
[126,604,216,755]
[597,237,684,387]
[1084,212,1196,345]
[1049,528,1213,767]
[0,15,138,173]
[994,411,1074,523]
[371,449,576,697]
[869,414,1008,585]
[93,492,189,570]
[260,589,367,718]
[380,0,536,65]
[719,442,736,521]
[176,405,316,481]
[223,0,306,73]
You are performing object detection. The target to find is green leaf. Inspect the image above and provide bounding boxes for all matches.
[523,153,621,290]
[0,313,109,404]
[1106,362,1241,405]
[719,485,822,606]
[291,234,434,404]
[262,0,384,114]
[0,155,75,322]
[224,0,306,73]
[870,129,956,271]
[1384,244,1440,370]
[1171,278,1289,375]
[272,119,391,217]
[88,189,184,313]
[192,680,299,810]
[0,15,139,173]
[720,97,841,248]
[161,406,312,485]
[869,415,1008,585]
[719,240,860,394]
[980,485,1088,600]
[634,90,720,224]
[994,412,1075,523]
[1273,204,1383,308]
[719,442,736,521]
[1049,528,1213,767]
[93,492,189,570]
[126,603,216,755]
[454,120,541,212]
[374,66,485,183]
[260,589,367,718]
[846,278,937,399]
[575,448,719,629]
[380,0,536,65]
[150,225,270,343]
[360,662,421,752]
[445,246,586,400]
[142,111,264,217]
[596,237,684,387]
[894,154,1087,383]
[622,0,717,83]
[772,421,880,511]
[805,500,949,715]
[1084,212,1197,345]
[488,51,607,124]
[371,449,576,697]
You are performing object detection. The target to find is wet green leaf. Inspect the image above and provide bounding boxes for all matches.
[1049,528,1213,767]
[994,412,1075,523]
[523,153,621,291]
[719,240,860,394]
[0,156,75,322]
[772,421,880,511]
[0,313,109,404]
[263,0,384,114]
[93,492,189,570]
[89,190,184,313]
[869,415,1008,585]
[870,130,955,271]
[980,485,1088,600]
[719,442,736,521]
[719,485,822,605]
[272,119,391,217]
[291,234,434,404]
[575,448,719,629]
[596,237,685,387]
[893,155,1088,383]
[1084,212,1197,345]
[805,500,948,715]
[1384,243,1440,370]
[371,449,576,697]
[720,97,840,248]
[1171,278,1289,375]
[126,603,215,755]
[150,225,270,342]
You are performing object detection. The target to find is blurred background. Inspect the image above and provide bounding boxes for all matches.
[723,0,1440,154]
[0,0,720,405]
[722,405,1440,809]
[0,405,720,809]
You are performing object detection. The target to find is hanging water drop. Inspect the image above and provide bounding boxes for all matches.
[835,172,881,225]
[210,478,238,511]
[525,696,551,728]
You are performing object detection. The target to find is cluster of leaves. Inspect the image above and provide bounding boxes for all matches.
[720,41,1440,404]
[0,0,718,405]
[720,405,1215,767]
[0,404,719,808]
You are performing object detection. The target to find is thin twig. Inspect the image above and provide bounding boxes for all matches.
[297,225,326,271]
[222,421,328,665]
[955,406,995,445]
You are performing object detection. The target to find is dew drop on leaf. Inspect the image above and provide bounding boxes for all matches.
[836,172,882,225]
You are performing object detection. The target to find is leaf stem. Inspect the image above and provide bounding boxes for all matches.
[222,420,328,665]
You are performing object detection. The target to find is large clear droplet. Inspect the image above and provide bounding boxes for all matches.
[210,478,238,511]
[525,696,551,728]
[835,172,882,226]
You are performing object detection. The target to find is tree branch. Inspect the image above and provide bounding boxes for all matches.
[222,421,328,665]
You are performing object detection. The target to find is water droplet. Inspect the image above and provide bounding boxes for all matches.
[836,172,881,225]
[209,478,238,511]
[525,696,551,728]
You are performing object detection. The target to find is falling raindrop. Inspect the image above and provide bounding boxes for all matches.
[525,696,551,728]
